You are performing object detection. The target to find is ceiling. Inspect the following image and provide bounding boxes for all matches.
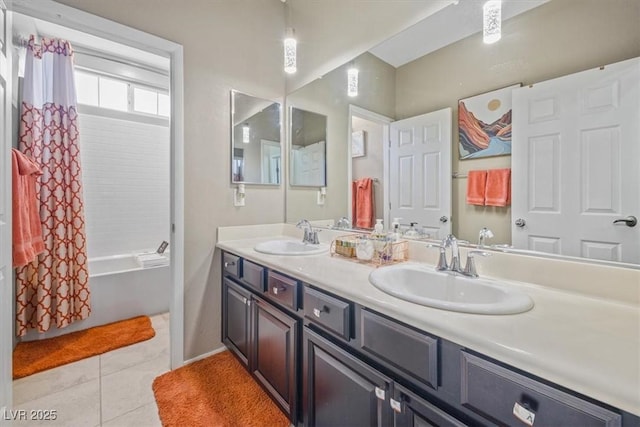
[369,0,550,68]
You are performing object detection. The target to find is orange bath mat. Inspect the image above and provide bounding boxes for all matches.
[153,350,289,427]
[13,315,155,379]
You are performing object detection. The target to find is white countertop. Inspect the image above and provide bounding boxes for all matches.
[217,234,640,416]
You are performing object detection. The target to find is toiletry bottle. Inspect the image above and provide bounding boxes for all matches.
[390,217,402,241]
[371,219,386,260]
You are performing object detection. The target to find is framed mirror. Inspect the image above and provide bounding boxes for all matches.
[289,107,327,187]
[284,0,640,267]
[230,90,282,185]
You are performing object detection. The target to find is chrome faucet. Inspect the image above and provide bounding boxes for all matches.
[334,216,351,229]
[296,219,320,244]
[478,227,494,248]
[428,234,490,278]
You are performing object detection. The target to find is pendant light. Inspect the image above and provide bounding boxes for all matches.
[242,123,250,143]
[284,28,297,74]
[483,0,502,44]
[347,64,359,97]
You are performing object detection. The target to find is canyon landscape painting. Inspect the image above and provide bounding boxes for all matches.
[458,84,520,160]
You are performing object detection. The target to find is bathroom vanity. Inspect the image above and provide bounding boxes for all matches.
[217,230,640,426]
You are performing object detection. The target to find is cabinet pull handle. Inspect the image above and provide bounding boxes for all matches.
[390,398,402,413]
[312,306,328,318]
[224,261,236,268]
[242,297,248,305]
[374,387,386,401]
[513,402,536,426]
[272,286,285,295]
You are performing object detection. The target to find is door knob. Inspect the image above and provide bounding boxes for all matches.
[613,216,637,227]
[439,216,448,223]
[515,218,526,228]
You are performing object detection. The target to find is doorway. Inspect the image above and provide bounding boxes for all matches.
[1,0,184,415]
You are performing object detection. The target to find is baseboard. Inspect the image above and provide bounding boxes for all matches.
[182,345,227,366]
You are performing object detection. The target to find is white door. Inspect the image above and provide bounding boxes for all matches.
[0,0,12,420]
[293,141,325,186]
[389,108,452,239]
[512,57,639,263]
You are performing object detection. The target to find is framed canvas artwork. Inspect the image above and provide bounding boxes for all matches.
[458,83,520,160]
[351,130,366,158]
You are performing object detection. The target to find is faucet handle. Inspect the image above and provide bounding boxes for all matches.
[463,250,491,278]
[426,243,448,271]
[310,229,321,244]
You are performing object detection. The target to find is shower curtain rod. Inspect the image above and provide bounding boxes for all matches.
[12,35,169,77]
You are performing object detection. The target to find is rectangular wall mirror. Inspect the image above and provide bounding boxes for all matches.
[289,106,327,187]
[231,90,281,185]
[283,0,640,267]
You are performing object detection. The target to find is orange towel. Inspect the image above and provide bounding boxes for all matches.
[485,168,511,207]
[353,178,374,228]
[12,149,44,267]
[466,170,487,206]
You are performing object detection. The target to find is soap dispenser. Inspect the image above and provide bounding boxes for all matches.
[373,219,384,236]
[403,222,420,238]
[390,218,402,241]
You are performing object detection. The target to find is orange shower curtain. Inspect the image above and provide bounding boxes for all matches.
[15,36,91,336]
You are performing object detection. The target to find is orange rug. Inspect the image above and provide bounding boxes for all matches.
[13,315,155,379]
[153,350,289,427]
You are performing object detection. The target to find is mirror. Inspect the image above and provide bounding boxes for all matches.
[289,107,327,187]
[284,0,640,266]
[231,90,282,185]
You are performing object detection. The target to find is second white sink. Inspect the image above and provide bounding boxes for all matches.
[369,263,533,315]
[254,239,329,256]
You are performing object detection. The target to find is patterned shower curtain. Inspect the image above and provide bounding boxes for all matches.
[16,36,91,336]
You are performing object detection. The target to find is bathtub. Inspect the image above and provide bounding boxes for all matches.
[20,254,171,341]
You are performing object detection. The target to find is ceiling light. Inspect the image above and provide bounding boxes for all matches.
[483,0,501,44]
[284,28,297,74]
[242,123,250,143]
[347,65,358,97]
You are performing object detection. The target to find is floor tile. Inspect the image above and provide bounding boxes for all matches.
[100,329,170,376]
[101,354,170,423]
[12,378,100,427]
[102,402,162,427]
[150,312,169,331]
[12,356,100,405]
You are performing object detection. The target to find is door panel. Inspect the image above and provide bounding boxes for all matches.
[0,0,11,419]
[512,58,639,263]
[389,108,451,239]
[221,279,251,367]
[252,297,298,421]
[303,328,393,427]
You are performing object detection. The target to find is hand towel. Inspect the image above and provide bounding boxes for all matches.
[353,178,374,228]
[485,168,511,207]
[466,170,487,206]
[12,149,44,267]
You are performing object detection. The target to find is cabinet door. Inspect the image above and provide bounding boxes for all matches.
[252,297,298,422]
[222,278,252,367]
[303,327,393,427]
[393,384,467,427]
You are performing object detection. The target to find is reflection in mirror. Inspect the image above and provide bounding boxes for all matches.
[284,0,640,266]
[289,107,327,187]
[231,90,281,185]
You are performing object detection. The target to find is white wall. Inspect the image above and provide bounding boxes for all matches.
[352,116,384,221]
[79,113,170,258]
[54,0,286,360]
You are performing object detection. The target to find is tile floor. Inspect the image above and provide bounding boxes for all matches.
[11,313,170,427]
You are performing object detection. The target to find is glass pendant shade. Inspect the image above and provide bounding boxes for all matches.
[347,67,358,97]
[483,0,501,44]
[284,28,297,74]
[242,123,250,143]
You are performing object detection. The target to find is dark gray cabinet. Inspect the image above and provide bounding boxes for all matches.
[222,278,251,367]
[303,327,393,427]
[252,296,298,422]
[393,384,467,427]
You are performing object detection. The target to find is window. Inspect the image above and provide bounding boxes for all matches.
[74,69,170,118]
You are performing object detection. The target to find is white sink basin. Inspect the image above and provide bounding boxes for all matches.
[369,263,533,315]
[254,239,330,256]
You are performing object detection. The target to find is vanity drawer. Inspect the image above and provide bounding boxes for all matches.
[358,308,438,390]
[223,253,241,278]
[461,352,622,427]
[241,260,265,292]
[303,286,351,341]
[267,271,299,311]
